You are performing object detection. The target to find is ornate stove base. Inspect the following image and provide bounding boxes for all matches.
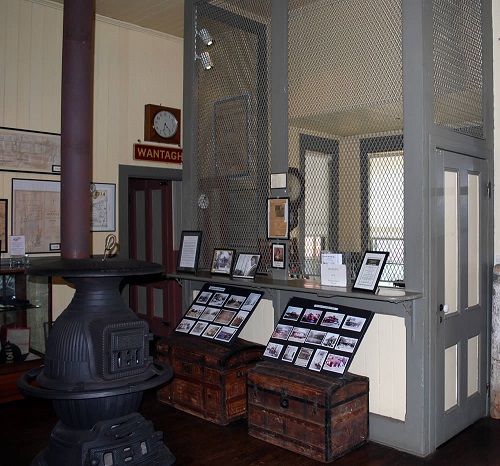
[32,413,175,466]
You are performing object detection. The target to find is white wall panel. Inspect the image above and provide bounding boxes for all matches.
[0,0,183,319]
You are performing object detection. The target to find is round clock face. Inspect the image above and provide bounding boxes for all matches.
[153,110,179,139]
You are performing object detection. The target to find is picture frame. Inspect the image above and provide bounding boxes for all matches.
[12,178,61,253]
[352,250,389,293]
[0,199,7,253]
[210,248,235,275]
[177,231,202,273]
[232,253,261,279]
[267,197,290,239]
[272,243,286,269]
[91,183,116,232]
[0,127,61,174]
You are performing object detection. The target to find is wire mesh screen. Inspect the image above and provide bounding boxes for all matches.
[194,1,272,271]
[433,0,484,139]
[287,0,404,282]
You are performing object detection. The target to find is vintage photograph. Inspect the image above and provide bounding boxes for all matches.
[300,309,323,325]
[209,292,229,307]
[305,330,327,345]
[196,291,213,304]
[335,336,358,353]
[294,347,314,367]
[342,315,366,332]
[264,342,283,359]
[272,243,285,268]
[202,324,221,339]
[211,248,235,275]
[283,305,303,321]
[241,292,261,310]
[282,345,299,363]
[323,354,349,374]
[185,304,206,319]
[214,309,236,325]
[321,311,345,328]
[190,321,209,336]
[309,349,329,372]
[271,324,293,340]
[214,326,237,342]
[288,327,310,343]
[225,295,246,309]
[322,332,340,348]
[230,310,249,328]
[176,318,196,333]
[232,253,260,279]
[199,307,220,321]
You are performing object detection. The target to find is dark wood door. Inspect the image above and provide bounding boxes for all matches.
[128,178,182,337]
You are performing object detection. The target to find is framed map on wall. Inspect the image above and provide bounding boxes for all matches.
[11,178,61,253]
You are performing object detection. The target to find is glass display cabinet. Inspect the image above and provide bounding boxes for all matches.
[0,263,51,403]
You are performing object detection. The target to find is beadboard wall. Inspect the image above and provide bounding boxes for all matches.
[0,0,183,317]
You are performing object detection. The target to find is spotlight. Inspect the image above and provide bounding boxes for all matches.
[198,28,213,46]
[198,51,213,70]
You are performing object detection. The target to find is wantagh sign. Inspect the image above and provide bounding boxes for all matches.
[133,143,183,165]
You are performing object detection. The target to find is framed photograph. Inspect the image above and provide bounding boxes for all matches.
[91,183,116,232]
[267,197,290,239]
[12,178,61,253]
[210,248,235,275]
[0,199,7,253]
[177,231,202,273]
[272,243,285,269]
[352,251,389,293]
[232,253,261,279]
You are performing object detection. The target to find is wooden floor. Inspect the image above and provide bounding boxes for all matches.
[3,389,500,466]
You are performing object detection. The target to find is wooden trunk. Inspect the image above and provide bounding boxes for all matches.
[156,333,264,425]
[247,361,369,463]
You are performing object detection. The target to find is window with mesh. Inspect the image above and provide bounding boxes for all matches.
[433,0,484,139]
[288,0,404,282]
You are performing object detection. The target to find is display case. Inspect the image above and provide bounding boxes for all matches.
[0,263,51,403]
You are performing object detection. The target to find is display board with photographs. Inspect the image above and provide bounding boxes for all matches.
[174,283,264,345]
[262,296,373,376]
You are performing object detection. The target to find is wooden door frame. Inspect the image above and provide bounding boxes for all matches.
[118,165,182,260]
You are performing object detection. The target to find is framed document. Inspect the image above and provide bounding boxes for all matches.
[210,248,235,275]
[177,231,202,273]
[267,197,290,240]
[0,199,7,253]
[12,178,61,254]
[352,251,389,293]
[232,253,260,279]
[91,183,116,232]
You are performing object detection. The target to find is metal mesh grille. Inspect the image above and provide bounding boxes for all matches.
[433,0,484,139]
[288,0,404,281]
[192,0,404,281]
[193,1,272,270]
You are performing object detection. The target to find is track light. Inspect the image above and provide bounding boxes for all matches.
[198,28,213,46]
[198,51,213,70]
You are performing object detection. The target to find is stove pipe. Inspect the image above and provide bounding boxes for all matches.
[60,0,93,258]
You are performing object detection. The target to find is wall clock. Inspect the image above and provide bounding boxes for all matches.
[144,104,181,145]
[287,167,305,210]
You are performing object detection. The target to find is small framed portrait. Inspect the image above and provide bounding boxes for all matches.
[210,248,235,275]
[272,243,285,269]
[232,253,261,279]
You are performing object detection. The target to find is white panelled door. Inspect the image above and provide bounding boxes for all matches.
[434,149,489,446]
